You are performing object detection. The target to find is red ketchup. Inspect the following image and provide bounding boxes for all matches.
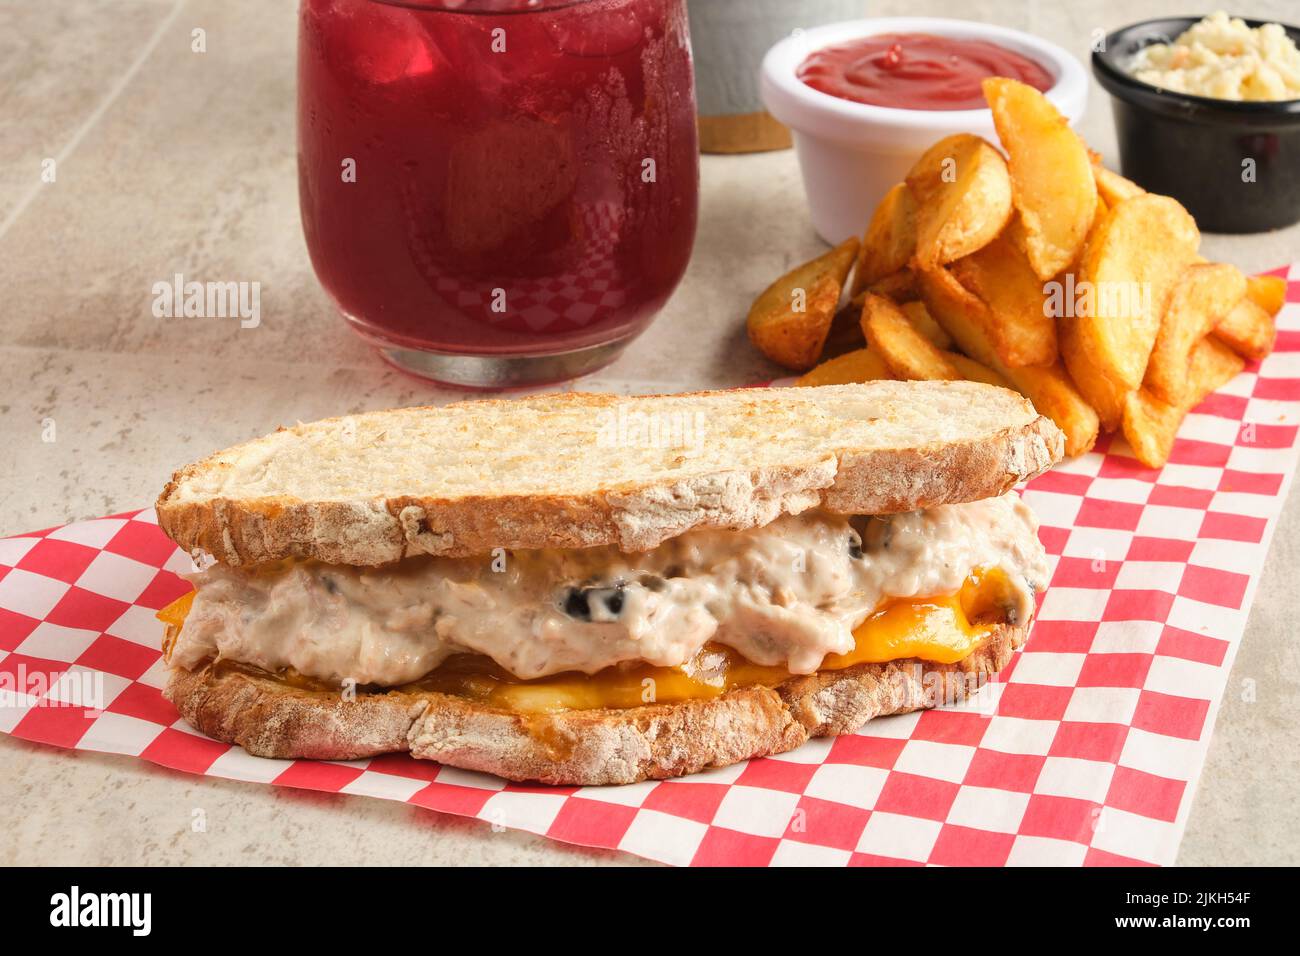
[797,33,1054,110]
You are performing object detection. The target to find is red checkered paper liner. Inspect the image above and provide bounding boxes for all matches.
[2,267,1298,866]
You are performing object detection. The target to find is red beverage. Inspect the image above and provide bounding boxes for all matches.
[298,0,699,387]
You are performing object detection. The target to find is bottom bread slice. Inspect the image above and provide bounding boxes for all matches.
[165,622,1028,786]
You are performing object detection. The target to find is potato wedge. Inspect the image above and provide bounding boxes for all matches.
[1057,315,1128,431]
[984,77,1097,280]
[951,232,1055,367]
[851,183,917,296]
[1146,262,1246,404]
[900,300,954,350]
[1191,334,1248,396]
[747,237,859,370]
[794,348,893,386]
[1122,389,1184,470]
[1008,362,1104,458]
[1246,274,1287,317]
[914,265,999,365]
[749,274,840,371]
[860,292,960,381]
[866,269,918,302]
[1213,297,1276,361]
[905,133,1013,268]
[1123,337,1246,468]
[918,266,1099,456]
[905,133,977,204]
[1062,193,1200,426]
[1091,162,1145,207]
[945,352,1012,389]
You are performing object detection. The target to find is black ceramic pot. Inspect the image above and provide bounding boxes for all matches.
[1093,16,1300,234]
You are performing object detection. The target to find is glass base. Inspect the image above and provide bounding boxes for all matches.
[361,331,634,390]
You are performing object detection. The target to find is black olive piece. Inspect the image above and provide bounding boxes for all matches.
[847,529,864,560]
[852,514,892,552]
[562,583,626,621]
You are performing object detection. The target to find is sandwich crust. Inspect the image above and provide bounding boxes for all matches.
[156,384,1063,566]
[164,622,1027,786]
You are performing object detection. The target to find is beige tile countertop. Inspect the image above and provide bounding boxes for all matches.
[2,0,1298,865]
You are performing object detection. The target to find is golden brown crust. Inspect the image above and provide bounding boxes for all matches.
[164,622,1028,786]
[821,418,1059,514]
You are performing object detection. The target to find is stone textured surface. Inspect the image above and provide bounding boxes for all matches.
[0,0,1297,865]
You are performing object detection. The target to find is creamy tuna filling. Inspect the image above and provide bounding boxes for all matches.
[170,493,1048,686]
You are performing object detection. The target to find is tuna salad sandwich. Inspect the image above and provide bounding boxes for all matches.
[155,382,1062,784]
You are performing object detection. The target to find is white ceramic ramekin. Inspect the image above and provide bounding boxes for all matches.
[761,17,1089,243]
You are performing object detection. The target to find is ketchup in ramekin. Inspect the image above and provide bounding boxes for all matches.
[797,33,1052,110]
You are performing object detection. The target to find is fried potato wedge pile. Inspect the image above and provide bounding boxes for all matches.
[746,78,1283,469]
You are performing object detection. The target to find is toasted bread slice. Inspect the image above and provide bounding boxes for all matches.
[165,621,1027,786]
[157,383,1062,566]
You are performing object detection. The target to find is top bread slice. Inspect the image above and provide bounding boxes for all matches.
[157,381,1062,566]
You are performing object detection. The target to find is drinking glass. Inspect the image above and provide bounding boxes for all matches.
[298,0,700,387]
